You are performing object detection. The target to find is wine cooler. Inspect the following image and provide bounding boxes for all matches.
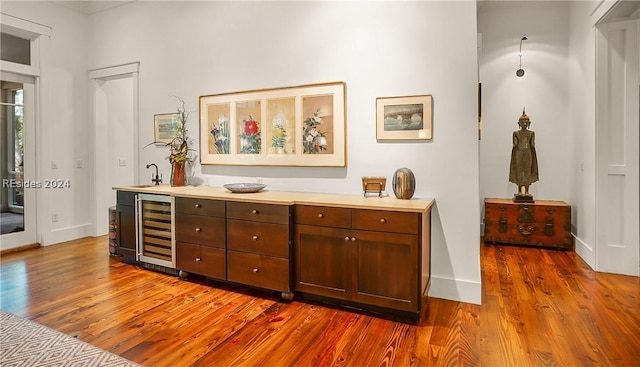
[136,193,175,268]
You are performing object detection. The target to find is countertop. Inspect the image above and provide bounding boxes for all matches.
[113,185,434,213]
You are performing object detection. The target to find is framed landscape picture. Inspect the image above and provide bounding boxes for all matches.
[154,113,180,144]
[200,82,346,166]
[376,94,433,140]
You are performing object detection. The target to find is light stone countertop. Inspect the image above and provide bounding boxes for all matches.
[113,185,434,213]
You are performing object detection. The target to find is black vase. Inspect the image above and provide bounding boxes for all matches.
[392,168,416,199]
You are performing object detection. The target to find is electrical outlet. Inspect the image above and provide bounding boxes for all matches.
[119,159,126,167]
[52,213,59,222]
[51,161,58,169]
[76,160,83,168]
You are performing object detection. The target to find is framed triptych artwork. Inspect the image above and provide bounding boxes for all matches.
[199,82,346,167]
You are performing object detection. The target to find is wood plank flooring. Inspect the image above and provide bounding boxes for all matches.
[1,236,639,366]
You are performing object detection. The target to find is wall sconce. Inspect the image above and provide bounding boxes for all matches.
[516,35,528,77]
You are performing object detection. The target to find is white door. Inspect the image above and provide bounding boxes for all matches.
[596,19,640,276]
[90,63,139,236]
[0,72,37,250]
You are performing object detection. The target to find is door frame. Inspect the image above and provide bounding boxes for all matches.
[595,18,640,276]
[89,62,140,236]
[0,14,50,251]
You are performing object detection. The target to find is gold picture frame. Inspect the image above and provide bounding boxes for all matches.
[199,82,346,166]
[153,113,180,144]
[376,94,433,140]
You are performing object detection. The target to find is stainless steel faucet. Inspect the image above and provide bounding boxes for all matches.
[146,164,162,185]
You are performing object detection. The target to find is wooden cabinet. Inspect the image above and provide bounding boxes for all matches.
[484,198,572,249]
[115,191,137,258]
[226,202,293,298]
[114,186,433,320]
[295,205,429,318]
[175,197,226,280]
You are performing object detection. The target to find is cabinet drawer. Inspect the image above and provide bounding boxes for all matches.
[227,219,289,258]
[227,250,289,292]
[295,205,351,228]
[175,214,225,248]
[176,242,226,280]
[352,209,419,234]
[199,246,226,279]
[226,202,290,224]
[175,197,225,217]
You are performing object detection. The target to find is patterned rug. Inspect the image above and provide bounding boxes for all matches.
[0,311,143,367]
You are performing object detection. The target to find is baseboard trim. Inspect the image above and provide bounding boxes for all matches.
[573,234,595,270]
[0,243,40,255]
[428,275,482,305]
[44,224,93,246]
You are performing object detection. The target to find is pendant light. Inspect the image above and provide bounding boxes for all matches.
[516,35,528,77]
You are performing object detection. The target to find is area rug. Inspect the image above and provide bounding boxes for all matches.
[0,311,143,367]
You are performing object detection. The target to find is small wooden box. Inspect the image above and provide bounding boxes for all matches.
[362,177,386,197]
[483,198,572,250]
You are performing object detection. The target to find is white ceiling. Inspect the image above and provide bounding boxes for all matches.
[51,1,135,15]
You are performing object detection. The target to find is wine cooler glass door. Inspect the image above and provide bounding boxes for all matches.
[137,194,174,268]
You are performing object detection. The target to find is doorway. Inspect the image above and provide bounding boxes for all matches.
[1,73,37,249]
[90,63,139,236]
[595,18,640,276]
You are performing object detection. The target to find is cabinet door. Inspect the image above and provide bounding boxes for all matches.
[116,204,136,257]
[352,230,419,312]
[294,224,351,300]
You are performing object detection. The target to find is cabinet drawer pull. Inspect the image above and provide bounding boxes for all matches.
[345,236,350,241]
[380,218,386,224]
[195,204,201,208]
[351,237,357,242]
[195,257,201,262]
[252,268,259,273]
[318,213,324,219]
[252,235,259,240]
[252,209,259,214]
[195,228,202,232]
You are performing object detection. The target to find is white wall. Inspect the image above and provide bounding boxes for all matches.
[1,1,92,246]
[87,1,482,304]
[567,1,598,267]
[478,1,571,207]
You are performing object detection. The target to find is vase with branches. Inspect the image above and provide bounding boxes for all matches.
[146,95,195,186]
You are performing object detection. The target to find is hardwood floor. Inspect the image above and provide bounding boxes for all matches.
[1,236,639,366]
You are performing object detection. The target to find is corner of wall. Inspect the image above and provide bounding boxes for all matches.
[428,276,482,305]
[573,234,595,270]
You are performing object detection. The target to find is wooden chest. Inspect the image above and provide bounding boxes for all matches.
[484,198,572,250]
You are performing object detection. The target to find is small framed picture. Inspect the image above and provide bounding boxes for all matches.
[154,113,180,144]
[376,95,433,140]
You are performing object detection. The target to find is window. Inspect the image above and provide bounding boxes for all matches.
[1,33,31,65]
